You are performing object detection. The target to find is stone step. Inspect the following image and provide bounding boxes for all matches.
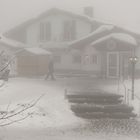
[66,91,123,100]
[74,112,137,119]
[71,104,134,114]
[66,90,137,119]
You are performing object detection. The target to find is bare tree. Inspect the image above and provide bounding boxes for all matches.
[0,49,44,126]
[0,94,44,127]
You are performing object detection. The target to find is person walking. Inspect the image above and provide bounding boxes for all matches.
[45,58,55,80]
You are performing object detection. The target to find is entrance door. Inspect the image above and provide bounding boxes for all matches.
[121,52,131,79]
[107,52,119,78]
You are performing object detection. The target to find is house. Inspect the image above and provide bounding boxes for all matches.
[4,7,102,72]
[0,36,51,76]
[4,7,140,78]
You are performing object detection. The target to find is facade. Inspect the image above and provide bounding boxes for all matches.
[4,7,140,78]
[70,26,140,78]
[4,8,101,73]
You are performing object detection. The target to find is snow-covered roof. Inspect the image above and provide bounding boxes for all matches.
[91,33,137,46]
[69,25,114,48]
[5,8,102,37]
[93,25,114,33]
[72,25,114,44]
[0,35,26,48]
[24,48,51,55]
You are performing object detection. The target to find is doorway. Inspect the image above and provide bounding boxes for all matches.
[107,52,119,78]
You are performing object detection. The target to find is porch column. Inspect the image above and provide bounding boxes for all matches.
[100,51,107,78]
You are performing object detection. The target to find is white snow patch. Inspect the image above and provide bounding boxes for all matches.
[0,78,82,129]
[25,47,51,55]
[94,25,114,33]
[91,33,137,46]
[0,35,26,48]
[70,25,114,44]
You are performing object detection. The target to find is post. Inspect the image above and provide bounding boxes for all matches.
[131,61,135,100]
[129,55,138,100]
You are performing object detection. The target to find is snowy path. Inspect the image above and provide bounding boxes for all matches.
[0,77,139,140]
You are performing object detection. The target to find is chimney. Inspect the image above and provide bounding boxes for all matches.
[83,7,94,17]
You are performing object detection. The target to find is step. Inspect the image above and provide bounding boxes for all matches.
[68,98,123,104]
[66,91,123,100]
[74,112,136,119]
[71,104,134,114]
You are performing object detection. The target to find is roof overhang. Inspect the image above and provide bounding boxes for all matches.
[23,48,52,55]
[69,25,115,49]
[91,33,138,51]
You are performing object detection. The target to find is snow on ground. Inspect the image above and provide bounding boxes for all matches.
[0,77,82,127]
[0,77,139,140]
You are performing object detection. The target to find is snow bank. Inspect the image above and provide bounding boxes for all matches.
[0,78,82,129]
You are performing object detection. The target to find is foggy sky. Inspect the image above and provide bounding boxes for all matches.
[0,0,140,33]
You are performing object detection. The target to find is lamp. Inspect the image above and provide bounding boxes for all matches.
[129,56,138,100]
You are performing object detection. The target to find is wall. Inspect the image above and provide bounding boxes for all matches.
[26,14,93,46]
[53,50,82,71]
[53,46,101,73]
[81,45,101,72]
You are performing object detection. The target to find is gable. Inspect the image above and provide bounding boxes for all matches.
[4,8,101,42]
[69,25,140,49]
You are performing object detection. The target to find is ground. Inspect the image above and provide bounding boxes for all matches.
[0,77,139,140]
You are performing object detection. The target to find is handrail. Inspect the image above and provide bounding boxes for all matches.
[134,94,140,101]
[127,88,140,101]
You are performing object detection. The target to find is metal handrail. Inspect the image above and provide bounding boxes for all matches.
[134,94,140,101]
[127,88,140,101]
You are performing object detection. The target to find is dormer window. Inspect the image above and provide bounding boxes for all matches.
[39,22,51,41]
[63,20,76,41]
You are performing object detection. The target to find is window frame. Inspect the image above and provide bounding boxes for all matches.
[63,20,76,41]
[39,22,52,42]
[91,54,99,65]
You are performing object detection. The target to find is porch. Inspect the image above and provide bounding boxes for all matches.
[91,33,138,79]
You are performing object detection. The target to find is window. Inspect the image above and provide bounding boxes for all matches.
[73,55,81,64]
[39,22,51,41]
[53,55,61,63]
[63,20,76,41]
[84,55,90,65]
[91,54,98,64]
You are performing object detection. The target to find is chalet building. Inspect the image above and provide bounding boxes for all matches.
[4,7,140,78]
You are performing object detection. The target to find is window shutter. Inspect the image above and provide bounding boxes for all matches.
[71,20,76,40]
[63,20,69,41]
[45,22,51,41]
[39,22,45,41]
[63,20,76,41]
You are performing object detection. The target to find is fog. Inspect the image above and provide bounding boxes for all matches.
[0,0,140,33]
